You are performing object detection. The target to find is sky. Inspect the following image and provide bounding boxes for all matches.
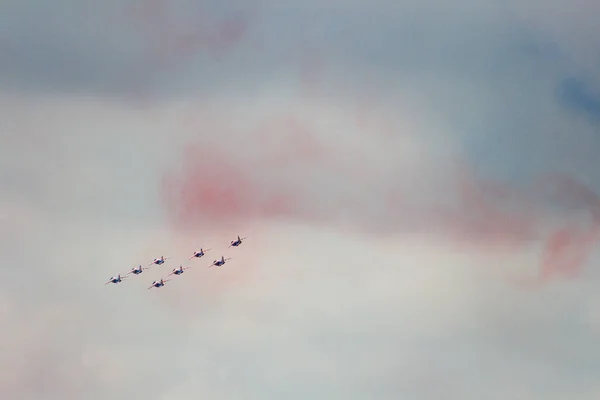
[2,0,600,399]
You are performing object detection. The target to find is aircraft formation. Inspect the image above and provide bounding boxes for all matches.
[104,235,247,290]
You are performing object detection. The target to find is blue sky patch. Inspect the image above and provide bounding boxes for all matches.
[557,77,600,120]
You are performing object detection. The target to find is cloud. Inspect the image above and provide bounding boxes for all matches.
[3,0,600,399]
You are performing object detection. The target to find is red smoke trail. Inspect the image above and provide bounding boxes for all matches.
[162,144,299,230]
[537,175,600,282]
[163,138,600,287]
[539,225,599,280]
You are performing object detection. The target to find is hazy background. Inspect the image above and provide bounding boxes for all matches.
[2,1,600,399]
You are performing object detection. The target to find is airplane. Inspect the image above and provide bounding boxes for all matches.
[167,265,192,277]
[147,278,170,290]
[189,248,211,260]
[210,256,232,268]
[126,265,150,275]
[228,235,247,248]
[148,256,169,266]
[105,274,127,285]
